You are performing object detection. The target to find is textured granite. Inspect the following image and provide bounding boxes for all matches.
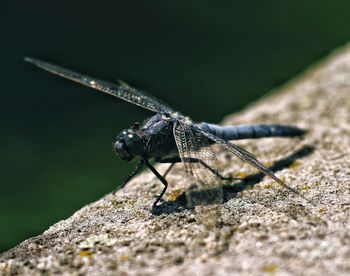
[1,44,350,275]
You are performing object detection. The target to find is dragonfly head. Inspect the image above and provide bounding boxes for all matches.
[114,129,145,161]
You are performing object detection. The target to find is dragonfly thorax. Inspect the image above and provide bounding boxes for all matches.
[114,129,145,162]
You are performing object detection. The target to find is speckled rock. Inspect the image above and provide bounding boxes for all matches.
[1,44,350,275]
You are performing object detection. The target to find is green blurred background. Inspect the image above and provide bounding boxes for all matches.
[1,0,350,252]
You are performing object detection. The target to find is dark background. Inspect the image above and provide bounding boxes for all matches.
[1,0,350,252]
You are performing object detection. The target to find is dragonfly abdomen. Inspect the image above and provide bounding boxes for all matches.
[199,123,305,141]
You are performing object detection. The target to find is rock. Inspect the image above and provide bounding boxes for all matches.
[1,44,350,275]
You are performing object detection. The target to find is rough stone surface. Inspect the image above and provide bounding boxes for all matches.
[1,45,350,275]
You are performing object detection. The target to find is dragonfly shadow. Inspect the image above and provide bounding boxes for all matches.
[223,144,315,202]
[152,144,315,216]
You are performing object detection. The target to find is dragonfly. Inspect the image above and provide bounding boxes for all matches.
[25,57,306,209]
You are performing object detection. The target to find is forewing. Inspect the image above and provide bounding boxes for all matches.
[173,121,195,178]
[25,57,174,113]
[198,127,304,198]
[173,121,224,206]
[173,121,222,184]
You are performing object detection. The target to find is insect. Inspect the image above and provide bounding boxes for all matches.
[25,57,306,208]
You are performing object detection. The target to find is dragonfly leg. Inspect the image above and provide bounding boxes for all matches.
[159,157,237,181]
[112,159,145,195]
[144,159,169,207]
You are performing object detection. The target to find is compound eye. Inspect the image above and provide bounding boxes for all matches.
[113,140,132,161]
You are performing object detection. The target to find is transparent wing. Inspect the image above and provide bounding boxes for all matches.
[173,121,194,177]
[197,127,305,198]
[25,57,174,113]
[173,121,224,206]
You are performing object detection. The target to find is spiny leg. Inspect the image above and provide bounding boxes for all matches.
[112,159,145,195]
[159,157,238,181]
[144,159,169,208]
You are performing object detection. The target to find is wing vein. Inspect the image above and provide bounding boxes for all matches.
[197,126,305,199]
[25,57,174,113]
